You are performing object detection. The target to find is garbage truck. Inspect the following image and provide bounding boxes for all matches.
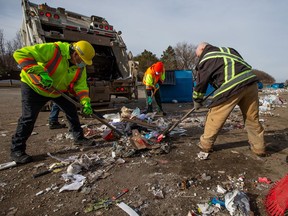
[20,0,138,106]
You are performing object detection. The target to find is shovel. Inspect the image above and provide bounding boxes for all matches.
[50,87,124,137]
[157,89,215,142]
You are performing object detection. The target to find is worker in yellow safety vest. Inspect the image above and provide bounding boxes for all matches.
[193,42,267,157]
[11,40,96,164]
[142,61,166,116]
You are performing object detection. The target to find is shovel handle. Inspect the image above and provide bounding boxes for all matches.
[33,170,52,178]
[161,89,216,137]
[50,87,123,137]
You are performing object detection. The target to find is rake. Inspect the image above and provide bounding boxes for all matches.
[265,174,288,216]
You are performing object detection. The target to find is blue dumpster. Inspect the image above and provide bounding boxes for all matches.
[257,82,263,89]
[270,83,284,89]
[160,70,193,103]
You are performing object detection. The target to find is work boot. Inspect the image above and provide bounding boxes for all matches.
[249,146,270,157]
[249,142,270,157]
[49,121,66,130]
[196,142,213,153]
[156,107,167,116]
[10,151,33,164]
[146,105,153,114]
[74,137,96,146]
[157,110,167,116]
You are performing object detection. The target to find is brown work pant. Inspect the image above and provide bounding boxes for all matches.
[200,83,265,154]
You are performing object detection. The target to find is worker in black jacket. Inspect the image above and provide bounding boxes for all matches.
[193,42,267,156]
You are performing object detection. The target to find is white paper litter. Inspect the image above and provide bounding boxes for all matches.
[117,202,139,216]
[59,174,86,192]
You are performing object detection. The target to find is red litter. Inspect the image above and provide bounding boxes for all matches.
[258,177,272,184]
[102,129,114,141]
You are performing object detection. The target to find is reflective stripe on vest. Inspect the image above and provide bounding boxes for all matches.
[200,47,255,98]
[213,70,256,97]
[18,58,38,71]
[27,44,62,85]
[143,67,160,87]
[68,67,84,97]
[45,44,62,76]
[76,89,89,100]
[20,43,84,95]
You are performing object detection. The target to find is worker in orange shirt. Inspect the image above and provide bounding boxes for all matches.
[142,61,166,116]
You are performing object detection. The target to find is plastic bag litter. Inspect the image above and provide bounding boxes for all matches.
[59,174,86,192]
[131,107,141,118]
[225,189,250,216]
[103,113,121,122]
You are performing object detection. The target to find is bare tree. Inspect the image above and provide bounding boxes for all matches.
[6,31,22,70]
[160,46,177,70]
[134,49,159,80]
[0,29,6,66]
[252,69,275,84]
[173,42,197,70]
[0,29,22,83]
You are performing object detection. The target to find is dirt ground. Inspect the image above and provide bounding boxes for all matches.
[0,85,287,216]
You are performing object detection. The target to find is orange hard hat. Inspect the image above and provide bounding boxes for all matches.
[154,62,164,73]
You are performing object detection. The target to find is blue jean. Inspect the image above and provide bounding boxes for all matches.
[49,102,61,123]
[11,82,84,153]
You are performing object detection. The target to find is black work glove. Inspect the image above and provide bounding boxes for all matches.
[193,101,203,110]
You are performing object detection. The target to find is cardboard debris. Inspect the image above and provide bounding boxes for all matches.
[130,129,152,150]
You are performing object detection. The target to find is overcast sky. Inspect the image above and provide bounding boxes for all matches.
[1,0,287,82]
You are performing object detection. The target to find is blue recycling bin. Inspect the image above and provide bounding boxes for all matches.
[160,70,193,103]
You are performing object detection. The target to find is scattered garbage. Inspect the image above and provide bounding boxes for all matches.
[85,188,129,213]
[0,130,8,137]
[33,162,65,178]
[201,173,212,181]
[152,188,165,199]
[197,151,209,160]
[66,154,92,175]
[216,185,227,194]
[177,178,197,190]
[59,174,86,192]
[225,189,251,216]
[258,176,272,184]
[1,89,286,215]
[102,129,115,141]
[36,184,59,196]
[210,197,226,207]
[117,202,139,216]
[0,161,17,171]
[197,203,219,215]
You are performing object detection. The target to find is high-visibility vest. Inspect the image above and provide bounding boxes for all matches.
[193,47,256,100]
[15,42,88,100]
[143,64,165,89]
